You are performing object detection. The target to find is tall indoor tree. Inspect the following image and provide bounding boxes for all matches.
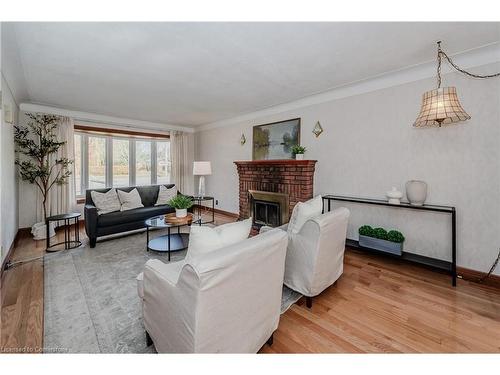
[14,113,73,222]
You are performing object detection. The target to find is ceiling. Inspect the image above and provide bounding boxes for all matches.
[2,22,499,127]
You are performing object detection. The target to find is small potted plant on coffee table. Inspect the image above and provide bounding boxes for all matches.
[168,195,194,218]
[291,145,307,160]
[358,225,405,256]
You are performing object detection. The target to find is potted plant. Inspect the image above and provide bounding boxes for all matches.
[358,225,405,256]
[14,113,72,239]
[168,195,194,218]
[291,145,307,160]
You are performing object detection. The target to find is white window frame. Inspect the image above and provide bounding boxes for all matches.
[75,131,171,198]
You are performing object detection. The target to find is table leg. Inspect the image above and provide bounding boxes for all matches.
[328,199,331,212]
[198,198,202,226]
[212,198,215,223]
[168,227,171,261]
[75,217,78,244]
[46,219,50,250]
[65,219,69,250]
[452,209,457,287]
[146,226,149,251]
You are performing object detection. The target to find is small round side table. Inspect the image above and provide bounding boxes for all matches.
[46,213,82,252]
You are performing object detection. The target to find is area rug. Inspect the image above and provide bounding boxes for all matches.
[43,228,302,353]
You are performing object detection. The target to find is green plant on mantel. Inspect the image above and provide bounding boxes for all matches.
[358,225,405,243]
[168,195,194,209]
[14,113,72,221]
[291,145,307,154]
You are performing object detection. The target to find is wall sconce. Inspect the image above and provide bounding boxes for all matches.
[312,121,323,137]
[3,103,14,124]
[240,133,246,145]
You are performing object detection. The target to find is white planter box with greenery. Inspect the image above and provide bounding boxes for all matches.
[358,225,405,256]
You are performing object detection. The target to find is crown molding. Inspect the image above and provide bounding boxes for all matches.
[196,42,500,132]
[18,103,196,133]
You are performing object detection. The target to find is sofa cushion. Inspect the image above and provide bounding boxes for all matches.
[85,184,176,208]
[118,188,144,211]
[155,185,177,206]
[91,189,122,215]
[287,195,323,234]
[98,205,173,227]
[185,218,252,262]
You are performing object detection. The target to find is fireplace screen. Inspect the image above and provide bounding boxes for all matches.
[253,200,281,227]
[248,190,289,229]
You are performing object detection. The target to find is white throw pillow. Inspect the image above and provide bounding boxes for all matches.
[117,188,144,211]
[155,185,177,206]
[287,195,323,234]
[186,218,252,262]
[91,189,122,215]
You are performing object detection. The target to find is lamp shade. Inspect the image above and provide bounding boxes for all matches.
[413,87,470,127]
[193,161,212,176]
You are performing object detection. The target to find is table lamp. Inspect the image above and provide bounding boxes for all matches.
[193,161,212,198]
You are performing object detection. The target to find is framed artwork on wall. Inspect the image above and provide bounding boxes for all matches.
[252,118,300,160]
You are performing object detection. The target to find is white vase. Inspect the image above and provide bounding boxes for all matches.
[406,180,428,206]
[175,208,187,218]
[386,187,403,204]
[295,154,304,160]
[31,221,56,240]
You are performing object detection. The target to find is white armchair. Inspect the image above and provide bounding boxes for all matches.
[137,228,288,353]
[261,207,350,308]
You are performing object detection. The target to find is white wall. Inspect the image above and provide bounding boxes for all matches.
[1,75,20,262]
[195,62,500,275]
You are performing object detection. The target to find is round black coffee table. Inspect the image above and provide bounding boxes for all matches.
[145,215,191,261]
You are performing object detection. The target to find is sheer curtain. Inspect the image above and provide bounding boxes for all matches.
[170,130,190,194]
[36,116,77,221]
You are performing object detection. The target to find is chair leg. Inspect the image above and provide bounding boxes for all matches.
[306,296,313,308]
[267,333,274,346]
[146,331,153,347]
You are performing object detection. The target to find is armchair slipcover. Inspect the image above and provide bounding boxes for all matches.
[261,207,350,305]
[137,228,288,353]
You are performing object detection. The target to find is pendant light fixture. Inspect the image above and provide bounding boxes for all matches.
[413,41,500,127]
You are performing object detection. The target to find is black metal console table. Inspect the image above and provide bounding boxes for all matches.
[322,195,457,286]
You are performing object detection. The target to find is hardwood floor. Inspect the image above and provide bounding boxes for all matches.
[261,249,500,353]
[2,212,499,353]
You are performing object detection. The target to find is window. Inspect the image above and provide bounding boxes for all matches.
[74,134,82,196]
[112,139,130,187]
[135,140,152,186]
[74,129,170,197]
[156,141,171,184]
[88,136,106,189]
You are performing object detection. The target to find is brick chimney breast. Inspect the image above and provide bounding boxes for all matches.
[234,159,317,222]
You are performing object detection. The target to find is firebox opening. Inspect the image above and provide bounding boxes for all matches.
[248,190,289,229]
[254,200,281,228]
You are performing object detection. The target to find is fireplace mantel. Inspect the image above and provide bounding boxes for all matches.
[234,159,317,167]
[234,159,317,222]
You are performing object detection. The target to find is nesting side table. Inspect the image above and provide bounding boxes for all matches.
[46,212,82,252]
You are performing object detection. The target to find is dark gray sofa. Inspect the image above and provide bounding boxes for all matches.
[84,184,176,248]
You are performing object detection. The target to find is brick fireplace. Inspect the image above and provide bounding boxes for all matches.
[234,159,317,227]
